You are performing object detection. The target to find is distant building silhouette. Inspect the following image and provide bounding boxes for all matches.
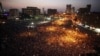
[72,7,75,13]
[78,4,91,15]
[66,4,72,14]
[43,8,46,15]
[8,9,19,19]
[0,2,3,13]
[22,7,40,18]
[47,9,57,15]
[65,4,75,14]
[86,4,91,12]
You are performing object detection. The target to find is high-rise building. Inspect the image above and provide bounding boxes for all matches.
[43,8,46,15]
[78,4,91,15]
[47,9,57,15]
[8,9,19,19]
[66,4,72,14]
[22,8,34,17]
[22,7,40,17]
[86,4,91,12]
[0,2,3,13]
[72,7,75,13]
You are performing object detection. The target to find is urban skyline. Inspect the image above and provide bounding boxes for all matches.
[1,0,100,56]
[1,0,100,12]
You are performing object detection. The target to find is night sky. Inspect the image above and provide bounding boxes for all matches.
[1,0,100,12]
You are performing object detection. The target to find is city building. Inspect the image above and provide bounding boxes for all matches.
[72,7,75,13]
[22,7,40,18]
[47,9,57,15]
[8,9,19,20]
[66,4,72,14]
[65,4,75,14]
[0,2,3,13]
[78,4,91,15]
[43,8,46,15]
[86,4,91,12]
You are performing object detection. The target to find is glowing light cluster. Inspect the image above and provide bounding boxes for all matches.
[45,28,88,47]
[18,31,37,37]
[46,26,57,32]
[93,28,100,33]
[52,18,67,25]
[37,25,61,32]
[15,14,95,54]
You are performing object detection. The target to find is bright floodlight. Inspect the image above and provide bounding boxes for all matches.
[94,28,100,33]
[46,17,51,20]
[31,22,34,25]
